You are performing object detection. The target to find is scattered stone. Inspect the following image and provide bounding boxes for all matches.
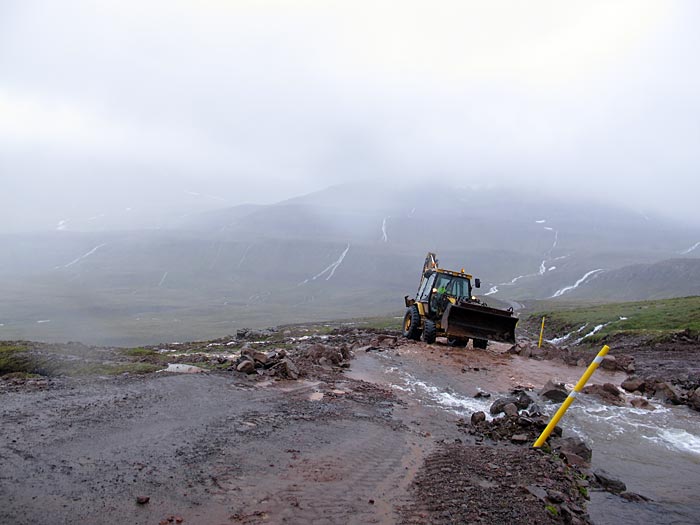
[551,436,592,465]
[630,397,655,410]
[236,359,256,375]
[511,433,529,444]
[582,383,624,406]
[546,490,566,504]
[270,358,299,380]
[621,377,645,393]
[539,380,568,403]
[136,496,150,505]
[593,469,627,494]
[503,403,519,417]
[652,381,681,404]
[471,411,486,425]
[688,387,700,411]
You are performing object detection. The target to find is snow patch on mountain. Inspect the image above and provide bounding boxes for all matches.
[550,269,605,298]
[60,243,107,269]
[680,241,700,255]
[300,243,351,284]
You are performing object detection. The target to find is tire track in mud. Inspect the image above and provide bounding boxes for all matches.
[188,378,429,524]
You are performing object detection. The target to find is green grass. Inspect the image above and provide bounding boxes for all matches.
[0,343,35,375]
[70,362,161,376]
[529,296,700,341]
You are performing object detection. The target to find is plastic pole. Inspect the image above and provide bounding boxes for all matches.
[533,345,610,448]
[538,316,546,348]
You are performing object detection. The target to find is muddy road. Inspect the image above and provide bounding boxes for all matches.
[2,330,699,524]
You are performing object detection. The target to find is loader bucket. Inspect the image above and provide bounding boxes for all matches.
[441,302,518,344]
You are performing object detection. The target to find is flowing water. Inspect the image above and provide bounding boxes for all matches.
[351,350,700,524]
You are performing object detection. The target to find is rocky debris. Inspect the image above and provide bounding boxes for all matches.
[621,376,646,393]
[471,411,486,425]
[550,436,592,466]
[593,469,626,494]
[630,397,655,410]
[509,342,635,373]
[540,380,568,403]
[688,387,700,411]
[489,390,534,415]
[403,442,592,524]
[466,410,559,446]
[136,496,150,505]
[269,358,299,380]
[652,381,681,404]
[581,383,625,406]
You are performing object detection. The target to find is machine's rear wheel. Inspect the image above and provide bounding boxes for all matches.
[447,337,468,348]
[423,320,437,344]
[402,305,422,341]
[472,338,488,350]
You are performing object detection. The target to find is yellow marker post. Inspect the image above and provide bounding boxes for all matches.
[538,316,546,348]
[533,345,610,448]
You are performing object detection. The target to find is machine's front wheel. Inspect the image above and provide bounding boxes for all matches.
[472,338,488,350]
[423,320,437,344]
[402,305,422,341]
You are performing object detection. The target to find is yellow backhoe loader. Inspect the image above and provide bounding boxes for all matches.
[403,253,517,348]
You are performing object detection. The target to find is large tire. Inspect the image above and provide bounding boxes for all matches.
[402,305,422,341]
[447,337,468,348]
[473,338,488,350]
[423,320,437,344]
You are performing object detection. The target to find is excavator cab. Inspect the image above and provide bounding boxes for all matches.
[404,253,517,348]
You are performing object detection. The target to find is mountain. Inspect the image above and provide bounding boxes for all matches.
[1,183,698,345]
[559,258,700,301]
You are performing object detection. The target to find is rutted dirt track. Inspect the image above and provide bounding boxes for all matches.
[2,328,695,524]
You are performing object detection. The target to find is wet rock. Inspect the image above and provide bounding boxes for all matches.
[621,377,645,393]
[524,484,547,501]
[540,380,568,403]
[251,351,269,366]
[620,491,650,502]
[471,411,486,425]
[474,391,491,399]
[630,397,655,410]
[547,490,566,504]
[582,383,624,406]
[552,436,592,465]
[503,403,519,417]
[688,387,700,411]
[600,356,619,371]
[593,469,626,494]
[270,358,299,380]
[652,381,681,404]
[236,358,256,375]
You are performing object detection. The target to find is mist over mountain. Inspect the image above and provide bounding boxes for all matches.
[1,183,697,345]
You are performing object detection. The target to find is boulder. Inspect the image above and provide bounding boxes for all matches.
[540,380,568,403]
[552,436,592,464]
[600,356,619,371]
[594,469,627,494]
[270,358,299,380]
[471,411,486,425]
[490,394,531,415]
[582,383,624,406]
[503,403,519,417]
[621,377,645,393]
[652,381,681,404]
[688,387,700,411]
[630,397,655,410]
[251,351,269,366]
[236,358,256,374]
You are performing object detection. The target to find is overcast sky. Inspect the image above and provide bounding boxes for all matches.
[1,0,699,230]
